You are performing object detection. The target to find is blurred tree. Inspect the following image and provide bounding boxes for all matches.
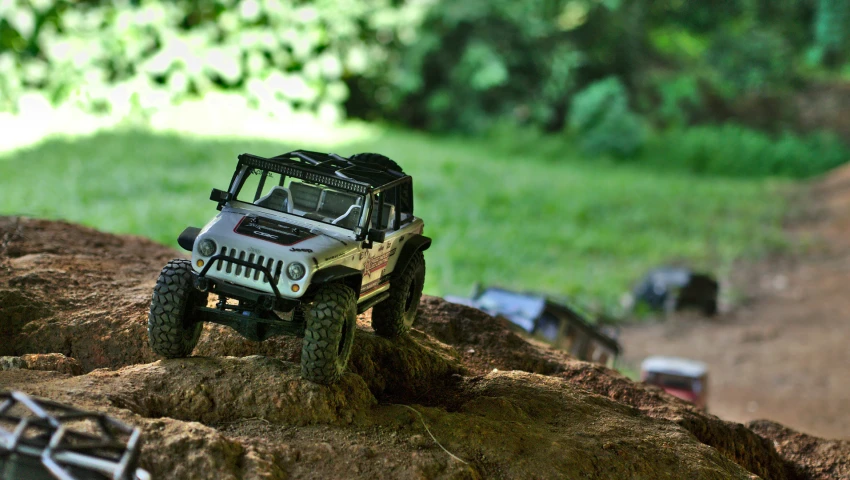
[813,0,850,67]
[568,76,646,156]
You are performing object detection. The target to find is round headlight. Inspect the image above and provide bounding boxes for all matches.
[286,262,306,281]
[198,238,217,257]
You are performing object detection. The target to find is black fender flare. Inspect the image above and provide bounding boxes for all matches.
[394,234,431,278]
[177,227,201,252]
[309,265,363,298]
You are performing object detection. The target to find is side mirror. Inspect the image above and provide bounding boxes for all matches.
[367,228,387,243]
[210,188,232,202]
[210,188,232,209]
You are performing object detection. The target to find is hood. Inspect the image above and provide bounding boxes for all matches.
[233,214,319,247]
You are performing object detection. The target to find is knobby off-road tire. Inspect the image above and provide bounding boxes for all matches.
[349,152,404,174]
[148,259,208,358]
[372,250,425,338]
[301,283,357,385]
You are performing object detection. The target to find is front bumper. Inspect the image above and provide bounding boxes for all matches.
[194,254,299,311]
[192,254,305,342]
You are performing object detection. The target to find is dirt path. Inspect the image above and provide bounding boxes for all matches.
[619,165,850,440]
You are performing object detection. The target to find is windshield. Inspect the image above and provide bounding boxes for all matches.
[233,167,366,231]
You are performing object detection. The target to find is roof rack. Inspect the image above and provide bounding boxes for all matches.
[0,391,149,480]
[237,150,408,195]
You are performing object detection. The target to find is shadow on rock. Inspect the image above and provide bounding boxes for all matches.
[197,322,465,403]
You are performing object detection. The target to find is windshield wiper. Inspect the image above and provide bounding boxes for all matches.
[309,228,348,246]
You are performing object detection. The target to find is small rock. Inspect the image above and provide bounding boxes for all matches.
[409,434,430,449]
[0,356,25,370]
[358,445,377,458]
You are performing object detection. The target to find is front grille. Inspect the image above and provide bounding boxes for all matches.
[215,245,283,284]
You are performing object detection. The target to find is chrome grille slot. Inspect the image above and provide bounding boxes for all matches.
[274,260,283,283]
[255,256,264,281]
[235,251,246,276]
[216,246,227,271]
[264,257,275,283]
[226,248,236,273]
[245,253,255,279]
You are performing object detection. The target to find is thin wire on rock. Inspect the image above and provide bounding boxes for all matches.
[392,403,469,465]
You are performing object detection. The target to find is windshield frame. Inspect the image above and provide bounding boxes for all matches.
[228,166,370,237]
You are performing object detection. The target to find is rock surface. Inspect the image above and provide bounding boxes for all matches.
[0,216,845,479]
[0,352,82,375]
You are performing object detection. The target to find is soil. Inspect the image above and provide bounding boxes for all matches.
[0,212,848,479]
[618,163,850,447]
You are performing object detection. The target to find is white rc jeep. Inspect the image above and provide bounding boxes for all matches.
[147,151,431,384]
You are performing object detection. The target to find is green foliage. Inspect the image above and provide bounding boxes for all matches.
[641,124,850,178]
[648,27,710,62]
[568,77,647,156]
[0,0,431,115]
[705,28,796,96]
[376,0,597,133]
[646,0,744,33]
[813,0,850,67]
[649,73,703,127]
[0,125,788,316]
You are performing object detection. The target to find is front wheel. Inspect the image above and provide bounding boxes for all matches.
[300,283,357,385]
[371,251,425,338]
[148,259,207,358]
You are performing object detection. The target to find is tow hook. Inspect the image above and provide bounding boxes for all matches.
[259,295,276,310]
[195,276,210,292]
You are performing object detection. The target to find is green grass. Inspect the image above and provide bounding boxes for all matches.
[0,125,790,315]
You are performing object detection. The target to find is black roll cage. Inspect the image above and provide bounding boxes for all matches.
[223,151,415,239]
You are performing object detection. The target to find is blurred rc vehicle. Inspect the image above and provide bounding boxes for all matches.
[446,286,621,368]
[147,151,430,384]
[629,267,719,316]
[640,356,709,410]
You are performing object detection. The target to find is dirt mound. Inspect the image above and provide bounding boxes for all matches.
[44,356,376,426]
[416,298,793,479]
[195,323,464,403]
[415,296,574,375]
[0,216,844,479]
[749,420,850,479]
[0,217,173,370]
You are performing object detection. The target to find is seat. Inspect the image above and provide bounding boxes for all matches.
[318,190,360,218]
[332,205,362,229]
[289,182,323,211]
[255,186,293,213]
[371,203,396,230]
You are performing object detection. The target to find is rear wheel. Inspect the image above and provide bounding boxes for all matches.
[349,152,404,174]
[300,283,357,385]
[372,251,425,338]
[148,259,207,358]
